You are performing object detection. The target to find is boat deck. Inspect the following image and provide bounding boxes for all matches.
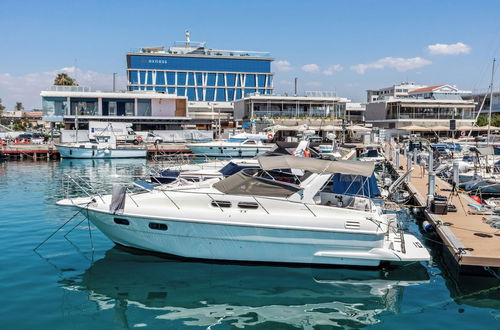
[386,145,500,269]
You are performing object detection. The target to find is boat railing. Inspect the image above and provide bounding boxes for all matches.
[62,174,105,203]
[62,174,141,206]
[152,188,373,218]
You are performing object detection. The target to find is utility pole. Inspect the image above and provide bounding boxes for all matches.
[487,58,496,146]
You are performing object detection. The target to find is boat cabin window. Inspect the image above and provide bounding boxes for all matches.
[96,136,110,143]
[243,140,256,145]
[211,200,232,208]
[237,202,259,209]
[114,218,129,225]
[149,222,168,231]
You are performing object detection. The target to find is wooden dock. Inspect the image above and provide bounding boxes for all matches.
[385,145,500,275]
[0,143,191,160]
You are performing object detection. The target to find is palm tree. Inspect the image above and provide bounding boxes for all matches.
[54,73,78,86]
[0,98,5,115]
[15,102,23,111]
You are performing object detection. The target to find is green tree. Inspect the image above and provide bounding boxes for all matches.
[477,115,489,126]
[54,73,78,86]
[0,98,5,115]
[492,114,500,127]
[15,102,23,111]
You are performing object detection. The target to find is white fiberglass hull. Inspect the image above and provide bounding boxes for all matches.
[56,145,147,159]
[60,194,429,267]
[187,144,273,157]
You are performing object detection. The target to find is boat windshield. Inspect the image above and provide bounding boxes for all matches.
[96,136,110,143]
[218,162,259,176]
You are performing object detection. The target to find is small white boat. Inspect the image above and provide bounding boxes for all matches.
[56,135,147,159]
[187,138,273,157]
[57,156,430,267]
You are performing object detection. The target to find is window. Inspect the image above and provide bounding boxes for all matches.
[211,200,231,208]
[149,222,168,231]
[237,202,259,209]
[114,218,129,225]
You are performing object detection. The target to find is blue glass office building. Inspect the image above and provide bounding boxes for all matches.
[127,41,274,103]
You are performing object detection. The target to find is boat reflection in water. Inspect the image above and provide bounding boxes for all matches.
[60,247,429,328]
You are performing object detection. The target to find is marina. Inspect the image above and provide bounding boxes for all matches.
[1,159,498,329]
[385,144,500,274]
[1,2,500,328]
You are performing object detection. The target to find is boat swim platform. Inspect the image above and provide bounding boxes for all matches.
[1,143,191,160]
[384,146,500,274]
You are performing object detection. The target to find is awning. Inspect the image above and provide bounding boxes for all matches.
[212,171,300,197]
[430,125,450,131]
[398,125,430,131]
[258,155,375,177]
[347,125,371,131]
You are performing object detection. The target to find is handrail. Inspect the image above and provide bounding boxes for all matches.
[252,196,269,214]
[160,190,181,210]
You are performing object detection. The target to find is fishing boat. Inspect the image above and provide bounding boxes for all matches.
[57,156,430,267]
[56,135,147,159]
[186,138,273,157]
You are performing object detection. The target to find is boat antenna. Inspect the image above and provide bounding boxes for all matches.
[487,58,496,146]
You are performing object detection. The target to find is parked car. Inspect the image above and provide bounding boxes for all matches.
[31,133,45,144]
[49,130,61,137]
[16,133,33,143]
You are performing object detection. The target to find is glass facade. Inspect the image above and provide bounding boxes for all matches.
[249,102,344,118]
[70,98,98,116]
[127,54,273,102]
[42,97,67,118]
[387,103,474,120]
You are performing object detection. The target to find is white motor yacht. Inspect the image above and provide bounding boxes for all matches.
[186,138,273,157]
[57,156,430,267]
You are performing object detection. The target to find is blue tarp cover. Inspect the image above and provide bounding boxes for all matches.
[331,173,381,198]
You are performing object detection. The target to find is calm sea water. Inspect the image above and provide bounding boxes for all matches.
[0,159,499,329]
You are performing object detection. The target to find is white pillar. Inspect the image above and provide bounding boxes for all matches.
[98,97,103,115]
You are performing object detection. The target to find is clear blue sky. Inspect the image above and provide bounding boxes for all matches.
[2,0,500,109]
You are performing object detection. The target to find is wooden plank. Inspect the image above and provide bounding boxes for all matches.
[385,146,500,268]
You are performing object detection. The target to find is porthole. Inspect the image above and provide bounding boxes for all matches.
[114,218,129,225]
[237,202,259,209]
[211,200,231,208]
[149,222,168,231]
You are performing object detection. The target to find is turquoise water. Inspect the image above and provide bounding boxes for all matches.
[0,159,499,329]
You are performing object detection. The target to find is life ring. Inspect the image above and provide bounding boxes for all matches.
[460,131,466,136]
[136,135,143,143]
[267,132,274,140]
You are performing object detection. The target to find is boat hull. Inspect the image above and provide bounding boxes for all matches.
[187,145,272,157]
[56,145,147,159]
[84,209,417,267]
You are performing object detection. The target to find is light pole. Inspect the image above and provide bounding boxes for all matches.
[218,104,221,139]
[112,73,117,92]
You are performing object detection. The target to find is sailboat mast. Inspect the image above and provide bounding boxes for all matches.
[488,58,496,146]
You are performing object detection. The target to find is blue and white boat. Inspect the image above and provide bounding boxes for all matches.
[57,156,430,267]
[56,135,147,159]
[187,138,273,157]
